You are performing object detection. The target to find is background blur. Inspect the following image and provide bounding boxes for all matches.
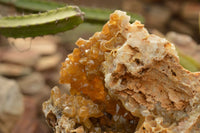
[0,0,199,133]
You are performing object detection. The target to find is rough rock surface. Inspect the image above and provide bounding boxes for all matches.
[0,48,39,67]
[43,86,103,133]
[166,31,200,63]
[18,72,46,95]
[43,10,200,133]
[0,76,24,133]
[102,11,200,133]
[35,53,62,71]
[0,63,32,77]
[7,36,58,55]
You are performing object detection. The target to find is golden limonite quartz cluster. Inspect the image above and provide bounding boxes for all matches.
[43,10,200,133]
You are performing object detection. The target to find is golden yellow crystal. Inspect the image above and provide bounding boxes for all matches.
[43,10,200,133]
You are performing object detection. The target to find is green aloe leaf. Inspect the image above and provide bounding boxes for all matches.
[178,51,200,72]
[0,0,144,23]
[0,6,84,38]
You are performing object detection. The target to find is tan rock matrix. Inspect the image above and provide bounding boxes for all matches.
[43,10,200,133]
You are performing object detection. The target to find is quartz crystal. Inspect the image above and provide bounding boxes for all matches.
[43,10,200,133]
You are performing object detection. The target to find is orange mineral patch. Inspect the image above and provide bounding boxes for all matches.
[58,10,138,132]
[43,10,200,133]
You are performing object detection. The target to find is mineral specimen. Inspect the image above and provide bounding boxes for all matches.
[43,10,200,133]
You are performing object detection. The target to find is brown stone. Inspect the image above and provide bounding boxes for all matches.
[44,11,142,133]
[17,72,46,95]
[12,97,50,133]
[169,20,194,36]
[101,11,200,132]
[42,70,60,87]
[0,76,24,133]
[122,0,144,14]
[149,29,165,38]
[144,5,171,31]
[181,2,200,31]
[185,19,199,29]
[7,36,59,56]
[30,38,58,55]
[181,2,200,20]
[0,48,39,67]
[43,10,200,133]
[0,63,32,77]
[165,1,182,14]
[7,38,34,52]
[35,54,62,71]
[166,31,200,63]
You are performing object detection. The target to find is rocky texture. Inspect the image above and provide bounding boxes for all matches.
[44,10,140,133]
[18,72,46,95]
[0,35,61,132]
[144,5,171,31]
[12,78,51,133]
[166,32,200,63]
[165,1,181,15]
[122,0,200,42]
[0,48,39,67]
[181,2,200,22]
[12,96,51,133]
[169,20,194,36]
[35,53,62,71]
[122,0,144,15]
[7,36,58,55]
[19,80,51,133]
[166,32,200,72]
[102,11,200,132]
[28,37,58,55]
[0,76,24,133]
[0,63,32,77]
[152,31,200,72]
[43,10,200,133]
[43,86,103,133]
[12,97,40,133]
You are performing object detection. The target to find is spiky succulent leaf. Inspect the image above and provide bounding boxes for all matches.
[0,6,84,38]
[11,0,63,11]
[0,0,144,23]
[80,7,144,23]
[178,51,200,72]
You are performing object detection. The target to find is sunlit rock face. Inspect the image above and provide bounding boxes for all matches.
[43,10,200,133]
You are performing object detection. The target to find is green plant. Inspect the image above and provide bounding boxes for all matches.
[0,0,144,38]
[0,0,144,24]
[0,6,84,38]
[178,51,200,72]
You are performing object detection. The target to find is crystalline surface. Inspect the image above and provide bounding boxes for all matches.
[43,10,200,133]
[43,86,103,132]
